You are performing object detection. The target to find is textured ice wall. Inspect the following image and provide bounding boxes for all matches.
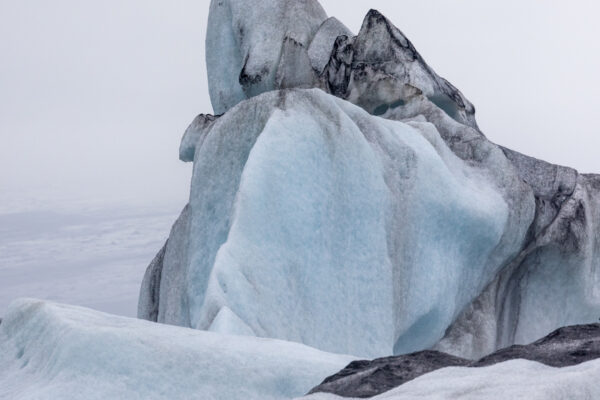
[140,89,532,357]
[0,299,353,400]
[142,0,600,359]
[435,163,600,358]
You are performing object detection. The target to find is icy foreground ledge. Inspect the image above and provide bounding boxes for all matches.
[144,0,600,359]
[308,323,600,398]
[0,299,354,400]
[299,359,600,400]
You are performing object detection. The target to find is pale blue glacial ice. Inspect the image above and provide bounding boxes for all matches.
[142,89,530,358]
[206,0,327,115]
[163,0,600,361]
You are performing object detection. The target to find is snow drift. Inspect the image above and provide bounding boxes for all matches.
[0,299,353,400]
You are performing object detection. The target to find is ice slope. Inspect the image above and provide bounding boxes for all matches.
[299,359,600,400]
[0,298,354,400]
[139,88,534,358]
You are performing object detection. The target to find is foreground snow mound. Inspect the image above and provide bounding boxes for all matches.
[299,359,600,400]
[140,88,534,358]
[0,299,353,400]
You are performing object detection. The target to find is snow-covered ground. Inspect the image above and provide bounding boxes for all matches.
[2,298,598,400]
[300,359,600,400]
[0,299,353,400]
[0,194,181,318]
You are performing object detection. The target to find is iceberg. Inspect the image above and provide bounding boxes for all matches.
[308,323,600,398]
[3,0,600,398]
[140,0,600,361]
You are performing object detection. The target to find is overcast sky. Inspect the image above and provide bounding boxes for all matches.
[1,1,599,210]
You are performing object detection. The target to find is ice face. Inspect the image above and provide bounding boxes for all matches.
[141,89,530,358]
[206,0,327,114]
[435,160,600,359]
[207,3,479,130]
[0,299,354,400]
[140,0,600,361]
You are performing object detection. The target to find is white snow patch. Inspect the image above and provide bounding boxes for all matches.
[0,299,354,400]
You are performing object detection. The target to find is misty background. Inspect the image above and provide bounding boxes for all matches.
[1,0,599,315]
[2,0,600,210]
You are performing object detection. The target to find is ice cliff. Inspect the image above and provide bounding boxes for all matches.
[139,0,600,360]
[300,359,600,400]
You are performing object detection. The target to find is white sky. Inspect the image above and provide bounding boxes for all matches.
[1,1,599,209]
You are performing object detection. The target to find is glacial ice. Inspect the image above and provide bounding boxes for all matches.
[1,0,600,398]
[0,299,354,400]
[299,359,600,400]
[317,10,480,130]
[179,114,218,162]
[307,17,353,75]
[142,0,600,362]
[307,322,600,398]
[434,156,600,358]
[206,0,327,114]
[140,88,534,358]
